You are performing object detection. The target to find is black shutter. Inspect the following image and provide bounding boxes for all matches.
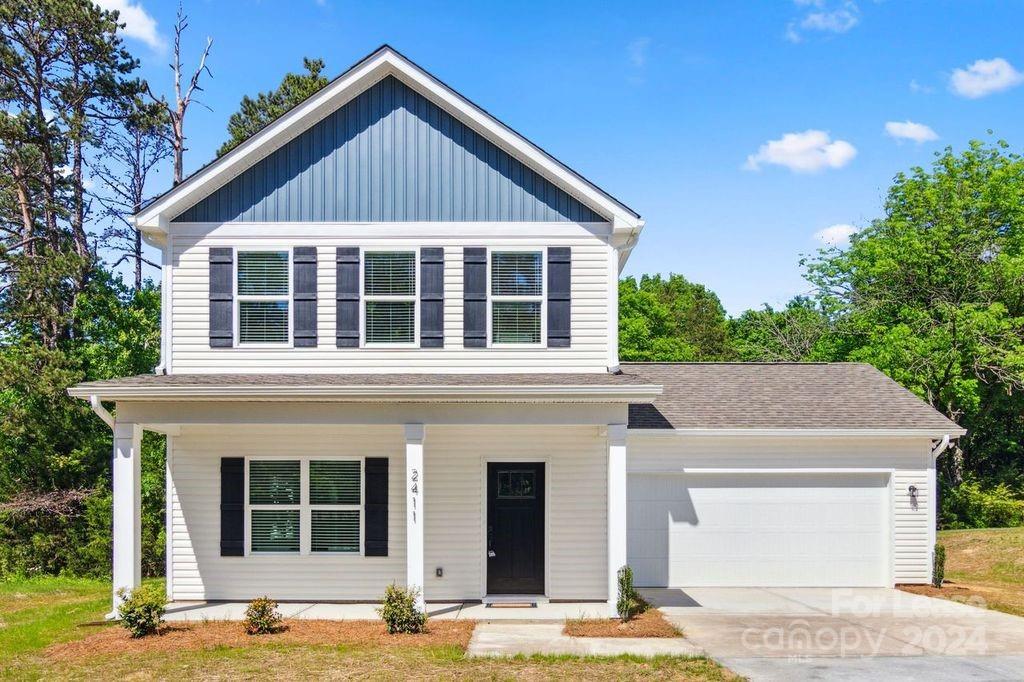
[293,247,318,347]
[336,247,360,347]
[547,247,571,347]
[420,248,444,348]
[220,457,244,556]
[209,248,234,348]
[364,457,388,556]
[463,247,487,347]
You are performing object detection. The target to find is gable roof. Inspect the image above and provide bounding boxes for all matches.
[137,45,642,235]
[170,74,606,224]
[624,362,965,435]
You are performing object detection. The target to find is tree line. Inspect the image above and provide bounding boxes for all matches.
[1,2,1022,579]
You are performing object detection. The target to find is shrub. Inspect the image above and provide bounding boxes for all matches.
[932,544,946,588]
[117,584,165,637]
[616,565,646,622]
[940,479,1024,529]
[244,596,282,635]
[377,584,426,634]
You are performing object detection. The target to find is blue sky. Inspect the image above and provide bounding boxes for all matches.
[104,0,1024,315]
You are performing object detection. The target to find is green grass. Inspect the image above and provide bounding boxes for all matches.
[932,527,1024,617]
[0,577,737,681]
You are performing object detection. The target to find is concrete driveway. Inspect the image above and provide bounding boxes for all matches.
[641,587,1024,681]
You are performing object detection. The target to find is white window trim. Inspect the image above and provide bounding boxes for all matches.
[244,455,365,557]
[487,247,546,348]
[234,247,293,348]
[360,247,420,348]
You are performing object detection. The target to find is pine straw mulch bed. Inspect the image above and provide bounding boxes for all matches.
[46,619,476,662]
[563,608,680,638]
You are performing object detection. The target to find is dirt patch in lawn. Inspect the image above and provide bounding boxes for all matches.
[899,581,1024,617]
[46,619,475,661]
[563,609,680,638]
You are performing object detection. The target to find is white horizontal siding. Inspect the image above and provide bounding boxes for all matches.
[170,425,407,601]
[170,423,608,602]
[168,230,611,373]
[423,425,607,601]
[627,434,934,585]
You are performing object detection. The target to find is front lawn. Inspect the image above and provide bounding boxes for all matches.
[899,527,1024,618]
[0,576,736,680]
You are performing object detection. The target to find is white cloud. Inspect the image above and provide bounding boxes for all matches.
[94,0,165,52]
[744,130,857,173]
[884,120,938,144]
[950,58,1024,99]
[786,0,859,42]
[814,223,857,246]
[628,37,651,68]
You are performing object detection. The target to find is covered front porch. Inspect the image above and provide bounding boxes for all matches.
[69,374,661,620]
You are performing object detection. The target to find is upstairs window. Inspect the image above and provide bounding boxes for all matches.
[237,250,290,344]
[363,251,416,344]
[491,251,543,344]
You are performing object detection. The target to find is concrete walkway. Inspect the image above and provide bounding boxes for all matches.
[466,623,703,658]
[163,600,612,622]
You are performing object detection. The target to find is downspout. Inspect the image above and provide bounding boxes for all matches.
[928,434,952,585]
[930,434,951,459]
[89,395,115,430]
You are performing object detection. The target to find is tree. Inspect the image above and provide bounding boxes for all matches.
[144,3,212,185]
[92,99,171,290]
[731,296,840,362]
[805,139,1024,485]
[217,57,328,157]
[618,274,732,361]
[0,0,139,346]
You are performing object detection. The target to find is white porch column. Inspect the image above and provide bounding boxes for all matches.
[607,423,628,616]
[404,423,426,611]
[110,421,142,618]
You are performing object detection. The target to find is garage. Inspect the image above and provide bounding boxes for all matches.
[627,472,891,587]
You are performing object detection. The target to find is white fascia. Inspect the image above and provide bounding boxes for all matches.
[135,47,641,237]
[68,384,663,403]
[629,427,967,439]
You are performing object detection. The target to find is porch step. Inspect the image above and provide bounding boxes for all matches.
[483,595,547,609]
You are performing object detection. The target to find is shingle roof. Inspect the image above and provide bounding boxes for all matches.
[623,362,962,432]
[71,364,963,434]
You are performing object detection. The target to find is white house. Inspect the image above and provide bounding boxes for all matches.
[70,46,963,616]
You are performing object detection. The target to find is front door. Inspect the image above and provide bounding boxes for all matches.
[487,462,545,594]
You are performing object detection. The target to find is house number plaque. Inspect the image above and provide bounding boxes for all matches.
[410,468,419,523]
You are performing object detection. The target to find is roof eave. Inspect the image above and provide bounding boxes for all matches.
[69,383,663,403]
[629,427,968,438]
[136,45,640,233]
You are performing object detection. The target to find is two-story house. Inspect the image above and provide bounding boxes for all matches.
[71,46,963,617]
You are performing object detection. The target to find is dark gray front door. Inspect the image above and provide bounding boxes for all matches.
[487,462,545,594]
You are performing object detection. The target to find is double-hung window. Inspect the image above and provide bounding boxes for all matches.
[363,250,417,345]
[490,250,543,345]
[247,458,363,555]
[236,250,290,344]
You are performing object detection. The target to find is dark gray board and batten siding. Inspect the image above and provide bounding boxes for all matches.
[173,76,606,224]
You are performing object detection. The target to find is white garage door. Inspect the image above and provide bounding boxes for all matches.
[627,473,890,587]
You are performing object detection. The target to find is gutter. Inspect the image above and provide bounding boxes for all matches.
[68,383,663,403]
[630,427,968,439]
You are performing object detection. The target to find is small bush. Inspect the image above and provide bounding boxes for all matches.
[117,584,165,638]
[616,565,646,622]
[932,543,946,588]
[377,584,426,634]
[244,596,282,635]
